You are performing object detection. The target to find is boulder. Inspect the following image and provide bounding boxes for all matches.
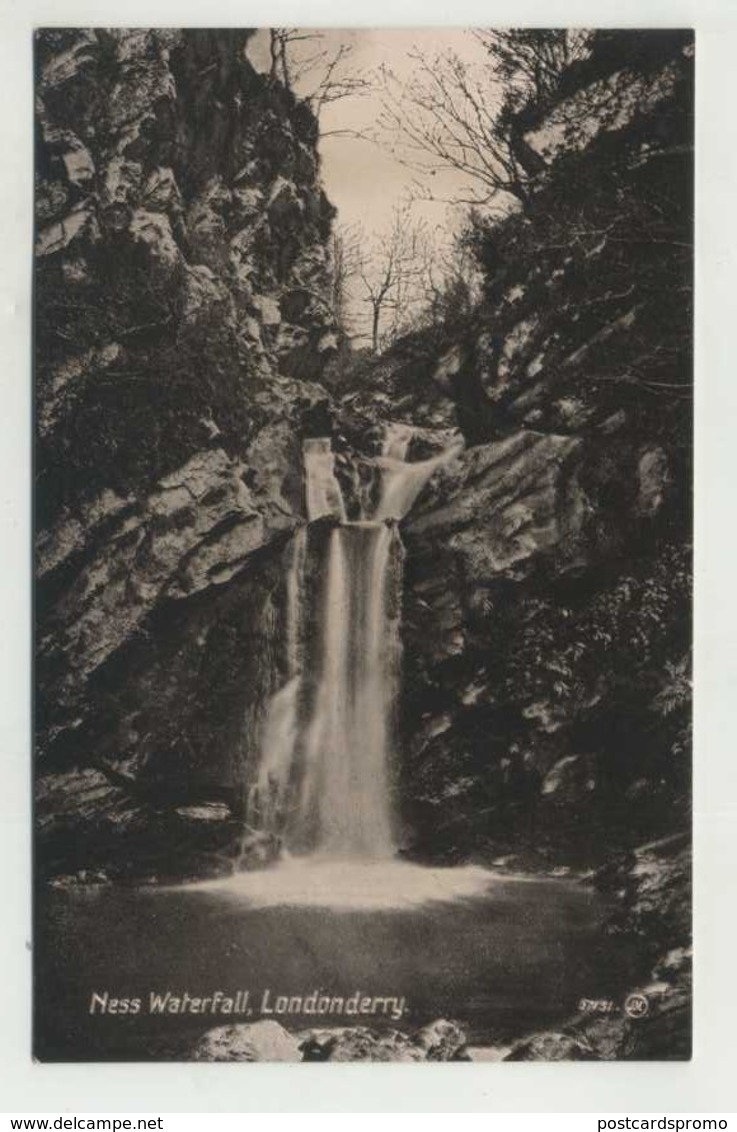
[299,1019,468,1062]
[505,1031,596,1061]
[413,1019,470,1060]
[405,430,586,584]
[40,447,269,696]
[192,1020,301,1062]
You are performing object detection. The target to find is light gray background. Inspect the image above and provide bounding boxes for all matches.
[1,0,734,1112]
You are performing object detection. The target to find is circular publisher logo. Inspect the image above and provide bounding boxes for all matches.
[624,992,649,1019]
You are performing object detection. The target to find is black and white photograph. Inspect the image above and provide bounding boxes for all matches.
[33,26,693,1065]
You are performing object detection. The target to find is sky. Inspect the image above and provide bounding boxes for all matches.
[247,29,493,342]
[248,28,491,234]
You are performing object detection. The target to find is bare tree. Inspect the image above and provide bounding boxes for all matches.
[358,207,432,352]
[414,227,482,331]
[376,50,530,212]
[269,28,304,87]
[268,29,370,126]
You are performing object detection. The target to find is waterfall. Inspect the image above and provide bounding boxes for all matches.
[374,439,465,521]
[245,426,462,863]
[294,523,401,858]
[245,528,306,839]
[285,524,307,678]
[381,422,415,460]
[302,437,347,522]
[297,526,352,851]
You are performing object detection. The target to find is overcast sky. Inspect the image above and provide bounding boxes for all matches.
[247,29,492,342]
[248,29,490,233]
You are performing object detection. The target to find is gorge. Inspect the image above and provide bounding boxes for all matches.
[34,28,692,1062]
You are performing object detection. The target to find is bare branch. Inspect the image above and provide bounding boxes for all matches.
[268,29,372,120]
[372,32,593,212]
[353,205,436,351]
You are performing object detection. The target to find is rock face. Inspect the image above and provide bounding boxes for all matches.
[504,834,691,1060]
[388,31,693,867]
[399,423,690,863]
[35,29,338,876]
[37,767,243,881]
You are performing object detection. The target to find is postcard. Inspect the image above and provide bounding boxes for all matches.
[33,26,693,1062]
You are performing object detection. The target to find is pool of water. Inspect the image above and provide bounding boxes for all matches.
[34,861,634,1061]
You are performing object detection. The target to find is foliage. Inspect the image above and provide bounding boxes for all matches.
[499,543,692,714]
[476,29,592,113]
[652,657,692,719]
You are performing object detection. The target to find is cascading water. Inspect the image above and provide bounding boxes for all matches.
[374,441,465,521]
[294,522,402,857]
[302,437,347,522]
[245,424,463,864]
[245,527,306,840]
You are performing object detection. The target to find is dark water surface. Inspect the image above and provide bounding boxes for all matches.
[35,866,634,1060]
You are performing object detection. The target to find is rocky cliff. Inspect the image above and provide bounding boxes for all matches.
[335,31,693,868]
[35,28,339,877]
